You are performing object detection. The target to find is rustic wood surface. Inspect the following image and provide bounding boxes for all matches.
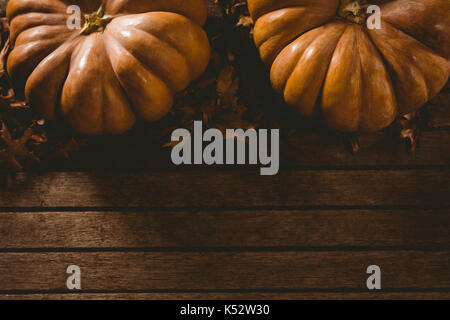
[0,133,449,299]
[0,95,448,300]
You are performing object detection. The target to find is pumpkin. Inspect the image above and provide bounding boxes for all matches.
[6,0,211,135]
[248,0,450,132]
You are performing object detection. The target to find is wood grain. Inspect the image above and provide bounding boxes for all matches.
[1,292,449,300]
[0,170,449,208]
[0,251,448,291]
[0,210,449,249]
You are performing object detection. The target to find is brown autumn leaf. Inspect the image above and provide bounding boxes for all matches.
[0,122,40,170]
[343,133,360,154]
[217,65,239,110]
[53,137,87,160]
[235,15,253,29]
[397,112,421,153]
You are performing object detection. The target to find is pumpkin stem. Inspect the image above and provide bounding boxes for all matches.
[80,4,114,35]
[337,0,371,25]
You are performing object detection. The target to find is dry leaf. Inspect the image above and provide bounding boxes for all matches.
[236,15,253,28]
[217,65,239,110]
[0,122,40,170]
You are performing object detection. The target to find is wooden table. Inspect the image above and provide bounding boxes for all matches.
[0,107,449,300]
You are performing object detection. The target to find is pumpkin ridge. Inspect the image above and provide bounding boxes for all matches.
[249,0,339,21]
[351,25,365,132]
[101,34,139,121]
[377,0,450,61]
[9,12,70,44]
[102,31,173,123]
[14,25,73,47]
[103,30,173,105]
[25,38,80,121]
[8,38,68,97]
[353,24,400,131]
[284,21,348,118]
[321,24,363,132]
[368,25,431,115]
[254,7,339,65]
[271,26,327,94]
[355,26,397,132]
[368,20,449,114]
[61,33,136,136]
[317,24,353,126]
[119,11,209,79]
[125,25,192,90]
[104,0,208,26]
[6,0,68,21]
[99,35,116,134]
[378,19,450,61]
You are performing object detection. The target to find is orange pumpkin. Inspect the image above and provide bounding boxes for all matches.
[248,0,449,132]
[7,0,211,135]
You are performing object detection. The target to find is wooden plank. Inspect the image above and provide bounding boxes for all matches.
[1,292,449,300]
[47,130,450,170]
[0,251,448,291]
[0,170,449,208]
[1,210,449,248]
